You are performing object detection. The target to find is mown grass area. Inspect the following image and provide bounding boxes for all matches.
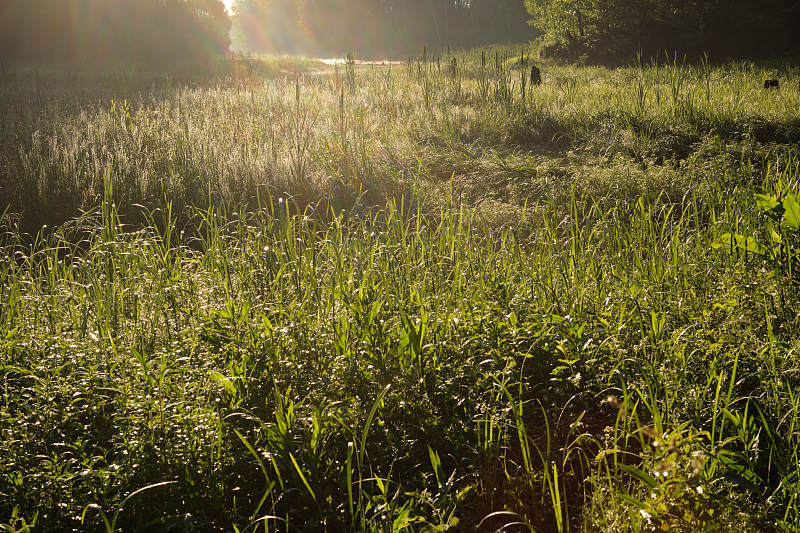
[1,48,800,532]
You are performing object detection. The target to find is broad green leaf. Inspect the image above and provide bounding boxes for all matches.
[392,507,413,531]
[456,485,474,502]
[359,384,391,466]
[289,452,317,502]
[713,233,767,256]
[782,193,800,230]
[210,371,237,398]
[428,446,443,487]
[620,464,658,489]
[756,193,780,213]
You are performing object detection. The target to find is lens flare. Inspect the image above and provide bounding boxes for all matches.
[234,0,387,57]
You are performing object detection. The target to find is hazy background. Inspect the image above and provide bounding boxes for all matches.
[0,0,798,69]
[229,0,534,59]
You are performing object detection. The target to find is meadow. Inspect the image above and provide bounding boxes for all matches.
[1,48,800,532]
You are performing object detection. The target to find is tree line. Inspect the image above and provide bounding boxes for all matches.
[525,0,800,62]
[0,0,796,70]
[0,0,231,69]
[232,0,536,58]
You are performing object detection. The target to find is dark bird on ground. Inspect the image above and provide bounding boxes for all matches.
[530,65,542,86]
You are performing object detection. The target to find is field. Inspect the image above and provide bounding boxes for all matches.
[2,48,800,531]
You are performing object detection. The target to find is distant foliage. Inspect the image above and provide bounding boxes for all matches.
[525,0,800,62]
[232,0,536,58]
[0,0,231,69]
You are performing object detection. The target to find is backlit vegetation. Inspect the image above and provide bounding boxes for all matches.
[2,49,800,531]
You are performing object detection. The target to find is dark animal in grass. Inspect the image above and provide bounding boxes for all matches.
[530,65,541,86]
[764,79,780,89]
[449,57,457,78]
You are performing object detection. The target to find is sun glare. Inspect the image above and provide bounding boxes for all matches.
[222,0,234,14]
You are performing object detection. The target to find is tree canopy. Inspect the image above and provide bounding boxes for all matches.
[525,0,800,62]
[232,0,536,58]
[0,0,231,69]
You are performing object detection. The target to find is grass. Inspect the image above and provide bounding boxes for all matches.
[1,47,800,531]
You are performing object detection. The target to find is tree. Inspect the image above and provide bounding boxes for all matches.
[0,0,231,69]
[524,0,650,56]
[525,0,800,62]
